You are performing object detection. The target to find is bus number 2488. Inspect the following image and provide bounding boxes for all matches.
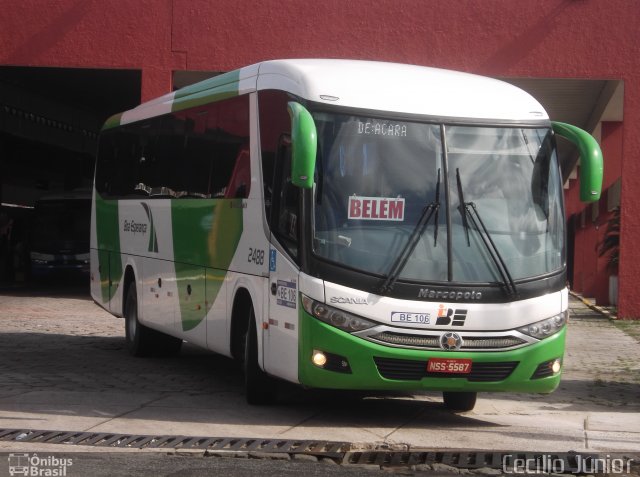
[248,248,265,265]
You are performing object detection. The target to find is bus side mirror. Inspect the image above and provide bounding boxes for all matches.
[552,121,603,203]
[287,102,317,189]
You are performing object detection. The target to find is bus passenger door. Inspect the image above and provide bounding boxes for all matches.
[267,248,299,383]
[265,140,301,383]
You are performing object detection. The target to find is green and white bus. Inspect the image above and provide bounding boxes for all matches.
[91,60,602,411]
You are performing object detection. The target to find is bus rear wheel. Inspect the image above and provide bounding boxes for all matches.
[442,391,477,412]
[125,282,151,356]
[124,282,182,357]
[244,305,277,405]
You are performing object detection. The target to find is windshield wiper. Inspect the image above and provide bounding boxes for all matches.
[456,168,518,297]
[455,169,471,246]
[378,169,441,294]
[433,168,441,247]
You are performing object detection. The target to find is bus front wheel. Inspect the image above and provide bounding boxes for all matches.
[244,305,277,405]
[442,391,477,412]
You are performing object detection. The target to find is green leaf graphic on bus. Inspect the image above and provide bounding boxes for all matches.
[95,193,122,304]
[140,202,159,253]
[172,199,243,331]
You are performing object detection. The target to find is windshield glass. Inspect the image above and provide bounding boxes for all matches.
[313,113,447,281]
[312,112,564,284]
[447,126,563,281]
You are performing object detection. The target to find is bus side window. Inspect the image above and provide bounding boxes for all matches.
[258,89,294,223]
[224,145,251,199]
[96,128,145,198]
[196,95,250,199]
[272,136,299,260]
[95,132,116,196]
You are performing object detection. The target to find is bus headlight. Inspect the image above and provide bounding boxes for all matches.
[301,295,377,332]
[517,310,567,340]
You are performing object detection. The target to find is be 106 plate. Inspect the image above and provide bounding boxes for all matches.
[391,312,430,324]
[427,358,472,374]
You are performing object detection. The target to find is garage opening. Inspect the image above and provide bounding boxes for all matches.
[0,67,140,285]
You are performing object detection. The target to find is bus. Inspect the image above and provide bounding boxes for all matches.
[31,191,91,278]
[91,60,602,411]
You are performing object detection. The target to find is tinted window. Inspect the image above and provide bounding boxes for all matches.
[258,90,301,259]
[95,95,251,199]
[258,90,293,217]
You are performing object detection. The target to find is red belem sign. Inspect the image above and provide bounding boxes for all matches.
[348,196,405,221]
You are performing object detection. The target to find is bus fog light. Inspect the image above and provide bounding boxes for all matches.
[531,357,563,379]
[310,350,352,374]
[312,350,327,367]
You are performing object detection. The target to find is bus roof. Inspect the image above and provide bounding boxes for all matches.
[105,59,548,129]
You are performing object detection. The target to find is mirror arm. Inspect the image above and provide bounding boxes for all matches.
[552,121,603,203]
[287,102,317,189]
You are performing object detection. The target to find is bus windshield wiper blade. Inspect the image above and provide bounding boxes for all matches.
[465,203,517,296]
[378,169,441,295]
[456,169,470,246]
[433,168,441,247]
[378,203,438,294]
[456,169,518,297]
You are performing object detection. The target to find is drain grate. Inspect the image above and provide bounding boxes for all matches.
[345,450,640,474]
[2,428,637,474]
[0,428,348,458]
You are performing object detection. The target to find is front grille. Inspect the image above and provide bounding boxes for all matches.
[369,331,526,351]
[372,332,440,348]
[374,357,519,382]
[461,337,526,349]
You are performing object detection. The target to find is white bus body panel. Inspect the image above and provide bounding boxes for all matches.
[265,246,300,383]
[257,59,548,122]
[322,281,567,331]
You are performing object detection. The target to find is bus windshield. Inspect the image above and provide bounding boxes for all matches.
[312,112,564,285]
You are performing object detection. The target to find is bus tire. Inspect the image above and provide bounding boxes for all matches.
[244,304,276,405]
[442,391,477,412]
[124,281,154,357]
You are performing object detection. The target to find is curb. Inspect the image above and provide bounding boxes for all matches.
[569,290,618,320]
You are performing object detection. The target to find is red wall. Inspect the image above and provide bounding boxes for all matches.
[2,0,639,315]
[566,122,623,305]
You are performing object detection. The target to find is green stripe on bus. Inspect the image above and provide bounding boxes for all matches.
[95,193,123,303]
[174,70,241,99]
[171,199,244,331]
[171,70,241,112]
[102,113,123,131]
[172,83,239,113]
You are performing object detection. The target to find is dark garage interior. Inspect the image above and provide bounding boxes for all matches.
[0,67,141,284]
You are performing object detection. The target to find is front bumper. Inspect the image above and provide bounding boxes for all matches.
[299,308,565,393]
